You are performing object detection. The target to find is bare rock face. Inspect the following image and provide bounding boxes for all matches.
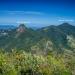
[17,24,26,33]
[15,24,26,38]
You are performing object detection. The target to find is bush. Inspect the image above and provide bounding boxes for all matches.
[0,49,74,75]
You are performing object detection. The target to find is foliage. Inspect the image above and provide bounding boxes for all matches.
[0,49,74,75]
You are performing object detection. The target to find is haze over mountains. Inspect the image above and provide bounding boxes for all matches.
[0,23,75,54]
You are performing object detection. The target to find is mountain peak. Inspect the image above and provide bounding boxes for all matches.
[17,24,26,33]
[59,23,72,27]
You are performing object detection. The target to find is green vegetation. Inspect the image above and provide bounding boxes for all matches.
[0,23,75,75]
[0,23,75,53]
[0,49,75,75]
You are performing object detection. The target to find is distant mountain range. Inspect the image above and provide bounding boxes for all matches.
[0,23,75,54]
[0,25,16,30]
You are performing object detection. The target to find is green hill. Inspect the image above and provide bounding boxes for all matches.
[0,23,75,54]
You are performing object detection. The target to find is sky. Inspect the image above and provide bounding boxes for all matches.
[0,0,75,27]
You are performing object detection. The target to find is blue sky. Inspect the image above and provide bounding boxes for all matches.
[0,0,75,27]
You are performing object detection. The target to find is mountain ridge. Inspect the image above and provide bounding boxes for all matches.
[0,23,75,54]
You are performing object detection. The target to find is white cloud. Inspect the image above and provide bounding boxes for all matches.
[24,11,45,15]
[1,11,45,15]
[16,21,31,24]
[58,17,74,22]
[58,19,74,22]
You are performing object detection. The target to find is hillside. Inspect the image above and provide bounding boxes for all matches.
[0,23,75,54]
[0,23,75,75]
